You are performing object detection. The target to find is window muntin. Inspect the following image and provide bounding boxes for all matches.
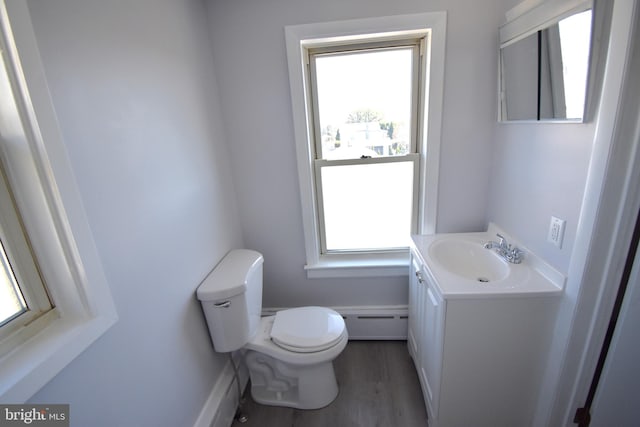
[307,39,423,254]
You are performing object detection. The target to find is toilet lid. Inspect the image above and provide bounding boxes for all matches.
[271,307,345,353]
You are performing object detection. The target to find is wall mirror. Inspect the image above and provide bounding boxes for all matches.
[499,1,594,122]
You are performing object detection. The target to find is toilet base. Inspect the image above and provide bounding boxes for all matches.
[245,350,339,409]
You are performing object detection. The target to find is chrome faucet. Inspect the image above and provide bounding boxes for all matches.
[483,233,524,264]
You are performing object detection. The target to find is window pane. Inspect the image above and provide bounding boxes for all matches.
[0,239,26,326]
[320,161,414,251]
[314,48,414,160]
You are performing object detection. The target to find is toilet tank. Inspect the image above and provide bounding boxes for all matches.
[196,249,264,352]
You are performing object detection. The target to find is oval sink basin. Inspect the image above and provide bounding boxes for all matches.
[428,238,510,282]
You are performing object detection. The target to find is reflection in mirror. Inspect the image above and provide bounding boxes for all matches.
[500,9,592,122]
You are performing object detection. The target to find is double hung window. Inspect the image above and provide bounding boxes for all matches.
[285,13,446,277]
[308,40,422,253]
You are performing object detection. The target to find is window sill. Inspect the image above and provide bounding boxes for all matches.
[0,310,117,402]
[304,250,410,278]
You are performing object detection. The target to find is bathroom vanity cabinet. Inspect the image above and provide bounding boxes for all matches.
[408,231,562,427]
[408,254,444,420]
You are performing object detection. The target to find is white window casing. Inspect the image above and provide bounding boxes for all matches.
[284,12,446,278]
[0,0,117,402]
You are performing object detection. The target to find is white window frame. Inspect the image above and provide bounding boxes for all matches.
[0,164,54,350]
[309,39,422,255]
[285,12,446,278]
[0,0,117,402]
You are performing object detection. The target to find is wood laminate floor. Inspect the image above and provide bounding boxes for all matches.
[231,341,428,427]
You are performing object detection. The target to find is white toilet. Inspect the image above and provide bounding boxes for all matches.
[196,249,348,409]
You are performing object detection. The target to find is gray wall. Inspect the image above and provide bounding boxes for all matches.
[25,0,243,426]
[206,0,504,308]
[488,123,594,273]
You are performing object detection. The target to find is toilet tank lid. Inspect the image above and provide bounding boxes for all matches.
[197,249,263,301]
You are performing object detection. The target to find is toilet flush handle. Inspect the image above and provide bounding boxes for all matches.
[214,300,231,308]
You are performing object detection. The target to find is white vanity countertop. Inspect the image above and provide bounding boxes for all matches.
[410,225,565,299]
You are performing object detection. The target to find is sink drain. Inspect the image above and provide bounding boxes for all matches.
[477,277,490,283]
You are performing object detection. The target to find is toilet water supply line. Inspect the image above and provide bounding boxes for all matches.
[228,353,248,423]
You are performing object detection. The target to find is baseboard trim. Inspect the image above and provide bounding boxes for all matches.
[263,305,409,340]
[193,353,248,427]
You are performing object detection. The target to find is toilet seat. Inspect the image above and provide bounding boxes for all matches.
[271,307,345,353]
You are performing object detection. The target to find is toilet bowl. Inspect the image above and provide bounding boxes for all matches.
[244,307,348,409]
[196,250,348,410]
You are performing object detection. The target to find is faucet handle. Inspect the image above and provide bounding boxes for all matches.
[507,247,524,264]
[496,233,506,246]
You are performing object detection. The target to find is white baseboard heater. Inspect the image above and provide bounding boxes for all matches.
[263,305,408,340]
